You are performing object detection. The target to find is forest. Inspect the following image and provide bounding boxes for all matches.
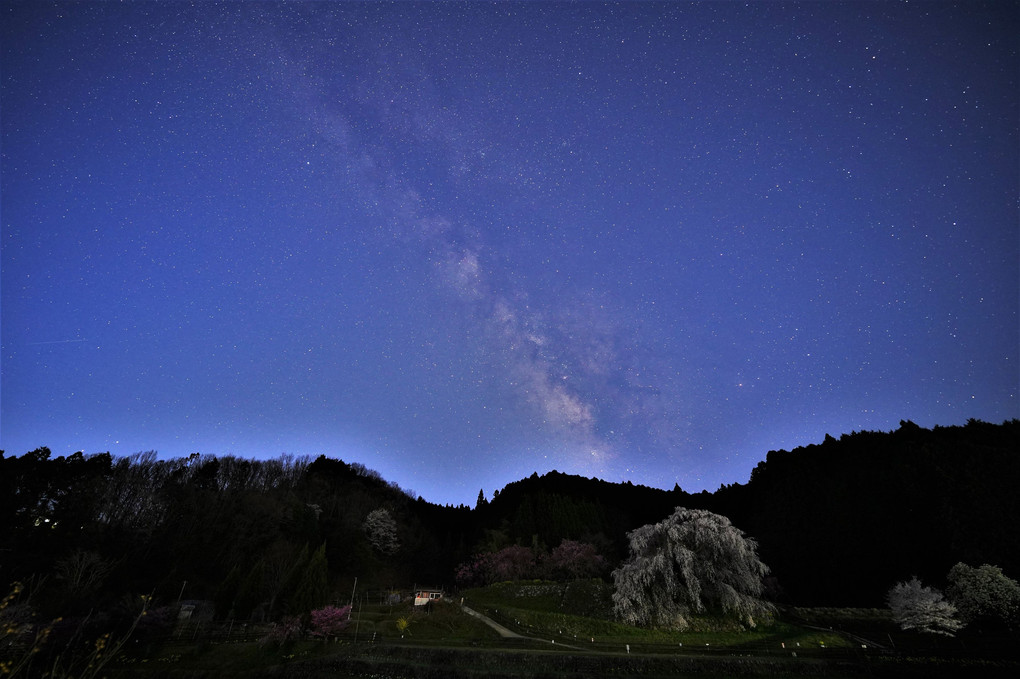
[2,418,1018,628]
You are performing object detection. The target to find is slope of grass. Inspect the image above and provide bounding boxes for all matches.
[462,580,850,651]
[105,592,1020,678]
[347,600,500,643]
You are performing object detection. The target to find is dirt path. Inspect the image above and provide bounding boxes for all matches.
[459,604,590,651]
[460,604,522,638]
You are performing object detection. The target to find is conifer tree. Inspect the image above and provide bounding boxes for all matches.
[235,559,266,620]
[214,564,243,619]
[290,543,329,615]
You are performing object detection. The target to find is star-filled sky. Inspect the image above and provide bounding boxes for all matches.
[2,1,1017,506]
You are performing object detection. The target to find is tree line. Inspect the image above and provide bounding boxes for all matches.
[2,418,1017,627]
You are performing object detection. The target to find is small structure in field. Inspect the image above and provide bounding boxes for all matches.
[177,599,214,622]
[414,587,444,606]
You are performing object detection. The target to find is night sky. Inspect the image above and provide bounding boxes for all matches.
[2,1,1017,506]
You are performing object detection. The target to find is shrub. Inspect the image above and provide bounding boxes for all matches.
[260,616,302,646]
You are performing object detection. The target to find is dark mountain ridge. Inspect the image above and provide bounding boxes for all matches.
[2,419,1016,617]
[466,419,1020,605]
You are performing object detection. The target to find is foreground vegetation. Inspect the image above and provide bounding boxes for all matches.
[94,592,1018,679]
[6,580,1018,677]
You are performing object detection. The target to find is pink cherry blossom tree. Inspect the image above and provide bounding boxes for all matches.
[309,604,352,639]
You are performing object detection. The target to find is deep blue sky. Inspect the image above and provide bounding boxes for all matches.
[3,1,1017,506]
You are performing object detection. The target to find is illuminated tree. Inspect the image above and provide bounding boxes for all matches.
[488,545,535,582]
[887,577,963,636]
[309,604,351,638]
[612,507,772,630]
[946,563,1020,626]
[454,553,489,587]
[549,539,605,579]
[364,508,400,555]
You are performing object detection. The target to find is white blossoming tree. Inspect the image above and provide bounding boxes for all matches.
[364,508,400,555]
[612,507,773,630]
[887,576,963,636]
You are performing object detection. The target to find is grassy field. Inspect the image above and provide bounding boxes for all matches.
[461,579,849,652]
[102,581,1020,678]
[348,596,502,644]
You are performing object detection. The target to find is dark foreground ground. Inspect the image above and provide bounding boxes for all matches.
[104,639,1020,679]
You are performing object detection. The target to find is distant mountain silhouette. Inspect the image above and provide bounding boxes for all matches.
[479,419,1019,605]
[3,419,1017,616]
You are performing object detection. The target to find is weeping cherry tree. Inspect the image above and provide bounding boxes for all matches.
[612,507,773,630]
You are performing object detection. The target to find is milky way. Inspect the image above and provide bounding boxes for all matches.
[2,2,1016,505]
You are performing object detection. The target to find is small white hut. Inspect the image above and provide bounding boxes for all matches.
[413,587,443,606]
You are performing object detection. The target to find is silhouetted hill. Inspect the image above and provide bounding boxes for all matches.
[477,470,684,561]
[2,419,1017,617]
[730,418,1020,605]
[467,419,1020,605]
